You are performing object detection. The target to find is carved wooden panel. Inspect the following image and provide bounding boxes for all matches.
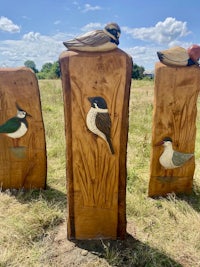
[60,49,132,239]
[0,67,47,189]
[149,62,200,197]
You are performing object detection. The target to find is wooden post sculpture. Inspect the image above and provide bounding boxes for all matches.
[149,62,200,197]
[0,67,47,189]
[59,48,132,239]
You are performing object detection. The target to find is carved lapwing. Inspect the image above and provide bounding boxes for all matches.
[86,96,114,154]
[157,45,200,67]
[0,103,31,147]
[63,22,121,52]
[156,137,194,176]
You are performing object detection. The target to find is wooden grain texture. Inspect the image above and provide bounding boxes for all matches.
[0,67,47,189]
[59,48,132,239]
[149,62,200,197]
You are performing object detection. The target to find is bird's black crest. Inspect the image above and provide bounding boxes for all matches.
[163,137,172,142]
[88,96,108,109]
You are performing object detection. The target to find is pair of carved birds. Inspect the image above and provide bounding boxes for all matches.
[63,22,121,52]
[156,137,194,176]
[63,23,119,153]
[157,44,200,67]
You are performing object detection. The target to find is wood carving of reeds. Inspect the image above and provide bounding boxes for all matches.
[71,72,122,208]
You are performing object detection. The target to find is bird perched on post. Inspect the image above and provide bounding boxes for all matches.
[0,103,31,147]
[156,137,194,176]
[157,44,200,67]
[63,22,121,52]
[86,96,114,154]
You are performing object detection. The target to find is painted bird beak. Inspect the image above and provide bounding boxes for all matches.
[155,140,164,146]
[26,113,32,117]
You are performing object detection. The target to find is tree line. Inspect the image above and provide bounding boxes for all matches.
[24,60,61,79]
[24,60,149,80]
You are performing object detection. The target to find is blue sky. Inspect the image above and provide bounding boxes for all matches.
[0,0,199,71]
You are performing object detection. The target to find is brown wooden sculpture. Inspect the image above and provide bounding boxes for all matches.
[0,67,47,189]
[60,48,132,239]
[149,62,200,197]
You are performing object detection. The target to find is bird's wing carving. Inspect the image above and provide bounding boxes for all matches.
[95,112,111,138]
[172,151,193,166]
[64,30,111,47]
[0,117,21,133]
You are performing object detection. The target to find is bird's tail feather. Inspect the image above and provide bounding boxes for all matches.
[107,138,114,154]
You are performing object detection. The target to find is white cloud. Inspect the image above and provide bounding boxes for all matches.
[124,46,159,70]
[23,32,41,41]
[82,4,101,12]
[0,31,67,70]
[0,16,20,33]
[81,22,103,32]
[122,17,190,45]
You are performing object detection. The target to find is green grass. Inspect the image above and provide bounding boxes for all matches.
[0,79,200,267]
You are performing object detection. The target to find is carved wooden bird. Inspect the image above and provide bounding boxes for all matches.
[86,96,114,154]
[157,45,200,67]
[0,103,31,147]
[63,22,121,52]
[156,137,193,172]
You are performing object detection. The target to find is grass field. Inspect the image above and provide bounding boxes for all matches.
[0,79,200,267]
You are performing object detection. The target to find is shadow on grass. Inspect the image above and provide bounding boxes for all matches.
[5,186,67,209]
[177,184,200,213]
[73,233,183,267]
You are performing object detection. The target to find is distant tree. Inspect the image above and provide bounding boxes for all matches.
[24,60,38,73]
[132,63,145,79]
[37,61,60,79]
[48,61,60,79]
[40,62,53,74]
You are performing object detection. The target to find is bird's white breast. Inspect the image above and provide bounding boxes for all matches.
[86,108,106,141]
[7,123,28,139]
[159,146,176,169]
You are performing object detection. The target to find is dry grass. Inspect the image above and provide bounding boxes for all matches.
[0,79,200,267]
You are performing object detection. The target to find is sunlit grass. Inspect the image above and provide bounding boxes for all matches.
[0,79,200,266]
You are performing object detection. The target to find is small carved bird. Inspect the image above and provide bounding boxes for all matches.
[157,45,200,67]
[86,96,114,154]
[63,22,121,52]
[0,103,31,147]
[156,137,193,175]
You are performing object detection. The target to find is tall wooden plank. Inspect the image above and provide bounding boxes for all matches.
[0,67,47,189]
[60,49,132,239]
[149,62,200,197]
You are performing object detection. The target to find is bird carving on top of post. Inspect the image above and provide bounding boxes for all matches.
[157,44,200,67]
[63,22,121,52]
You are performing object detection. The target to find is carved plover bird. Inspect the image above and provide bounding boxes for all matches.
[157,45,200,67]
[86,96,114,154]
[63,22,121,52]
[156,137,194,175]
[0,103,31,147]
